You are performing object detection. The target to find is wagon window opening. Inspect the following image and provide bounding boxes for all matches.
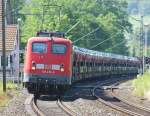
[52,44,67,54]
[32,42,47,53]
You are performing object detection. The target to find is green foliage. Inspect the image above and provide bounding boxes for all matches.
[6,81,17,90]
[19,53,24,63]
[20,0,132,55]
[132,72,150,97]
[128,15,150,56]
[11,0,26,24]
[0,81,17,91]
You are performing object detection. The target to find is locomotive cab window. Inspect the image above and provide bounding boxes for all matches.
[32,42,47,53]
[52,44,67,54]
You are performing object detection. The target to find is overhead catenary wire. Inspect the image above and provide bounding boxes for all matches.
[105,40,126,51]
[65,20,80,35]
[115,22,130,33]
[129,15,141,22]
[90,31,121,49]
[73,27,100,43]
[72,21,128,49]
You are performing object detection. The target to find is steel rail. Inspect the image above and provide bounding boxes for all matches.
[26,76,132,116]
[93,88,142,116]
[57,77,125,116]
[57,98,76,116]
[32,98,45,116]
[111,88,150,114]
[25,94,44,116]
[93,83,150,116]
[32,95,76,116]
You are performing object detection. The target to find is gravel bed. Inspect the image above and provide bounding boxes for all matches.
[64,98,127,116]
[0,79,144,116]
[37,96,68,116]
[116,80,150,109]
[0,88,30,116]
[63,87,127,116]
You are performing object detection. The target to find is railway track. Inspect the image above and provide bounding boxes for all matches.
[26,77,119,116]
[93,84,150,116]
[25,76,136,116]
[33,95,76,116]
[34,76,125,116]
[112,90,150,113]
[24,94,44,116]
[25,94,76,116]
[57,98,76,116]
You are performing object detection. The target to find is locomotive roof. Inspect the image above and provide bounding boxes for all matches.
[73,46,139,62]
[28,37,72,43]
[37,30,65,38]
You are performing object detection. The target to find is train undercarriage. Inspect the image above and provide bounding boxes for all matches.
[24,71,138,98]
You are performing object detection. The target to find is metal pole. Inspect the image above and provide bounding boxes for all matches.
[144,25,149,57]
[41,7,44,30]
[17,18,21,87]
[140,16,144,74]
[18,20,20,86]
[2,0,6,92]
[144,25,150,71]
[142,52,145,74]
[59,6,61,28]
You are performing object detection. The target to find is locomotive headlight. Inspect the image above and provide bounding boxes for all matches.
[32,61,36,70]
[32,66,36,70]
[60,68,64,72]
[60,64,64,72]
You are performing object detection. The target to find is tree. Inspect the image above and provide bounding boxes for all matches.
[21,0,132,55]
[7,0,26,24]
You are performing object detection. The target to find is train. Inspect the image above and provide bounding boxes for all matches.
[23,30,141,95]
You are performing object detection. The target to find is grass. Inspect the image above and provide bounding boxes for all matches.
[0,81,17,107]
[132,71,150,97]
[0,81,17,91]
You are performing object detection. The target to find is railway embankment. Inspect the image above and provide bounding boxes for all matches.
[0,81,16,107]
[0,82,30,116]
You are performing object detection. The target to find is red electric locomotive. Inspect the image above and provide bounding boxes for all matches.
[24,31,72,94]
[24,30,140,95]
